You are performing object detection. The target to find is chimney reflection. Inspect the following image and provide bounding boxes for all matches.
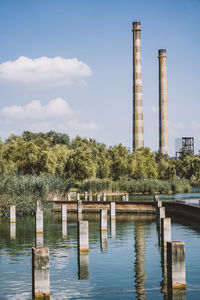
[134,222,146,300]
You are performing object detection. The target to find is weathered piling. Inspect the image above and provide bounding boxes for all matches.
[10,205,16,223]
[157,206,165,223]
[68,193,71,201]
[78,221,89,252]
[126,193,129,202]
[167,241,186,291]
[89,193,93,202]
[77,193,80,201]
[103,192,106,202]
[61,204,67,222]
[110,202,116,220]
[161,218,171,248]
[36,206,43,234]
[78,252,89,280]
[122,195,126,202]
[36,233,43,247]
[32,246,50,299]
[100,210,107,232]
[154,195,159,201]
[97,194,100,202]
[84,191,88,201]
[77,200,83,221]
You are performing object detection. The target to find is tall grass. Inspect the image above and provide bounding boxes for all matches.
[78,178,191,194]
[0,174,74,217]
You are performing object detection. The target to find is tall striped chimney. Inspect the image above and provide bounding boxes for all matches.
[132,21,144,152]
[158,49,169,155]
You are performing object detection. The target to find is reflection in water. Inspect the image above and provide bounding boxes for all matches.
[161,247,167,295]
[10,222,16,240]
[62,220,67,237]
[134,222,146,300]
[165,290,186,300]
[35,233,43,247]
[78,252,89,280]
[111,219,116,238]
[101,230,108,252]
[156,221,161,247]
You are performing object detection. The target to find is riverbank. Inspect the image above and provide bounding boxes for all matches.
[0,174,192,217]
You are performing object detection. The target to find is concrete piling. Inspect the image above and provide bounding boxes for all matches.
[125,193,129,202]
[61,205,67,222]
[100,210,107,232]
[161,218,171,249]
[68,193,71,201]
[89,193,93,202]
[122,195,126,202]
[32,246,50,299]
[36,206,43,235]
[77,193,80,201]
[77,200,83,221]
[110,202,116,220]
[103,192,106,202]
[97,194,100,202]
[154,195,159,201]
[167,241,186,291]
[10,205,16,223]
[84,191,88,201]
[157,206,165,223]
[78,221,89,253]
[158,49,169,155]
[132,21,144,151]
[36,233,44,247]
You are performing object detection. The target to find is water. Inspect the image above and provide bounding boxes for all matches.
[1,213,200,299]
[105,187,200,203]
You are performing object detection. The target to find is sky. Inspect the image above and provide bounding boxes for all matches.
[0,0,199,156]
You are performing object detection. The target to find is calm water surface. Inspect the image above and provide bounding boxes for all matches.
[0,212,200,299]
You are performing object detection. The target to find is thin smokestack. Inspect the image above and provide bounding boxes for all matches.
[158,49,169,155]
[132,21,144,152]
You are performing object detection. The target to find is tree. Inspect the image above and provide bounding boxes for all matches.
[129,147,158,179]
[108,144,129,180]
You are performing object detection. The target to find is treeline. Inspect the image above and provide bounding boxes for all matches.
[0,130,200,185]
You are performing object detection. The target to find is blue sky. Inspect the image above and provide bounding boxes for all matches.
[0,0,199,155]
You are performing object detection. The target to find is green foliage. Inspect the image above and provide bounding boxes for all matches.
[0,174,74,217]
[108,144,129,180]
[129,148,158,179]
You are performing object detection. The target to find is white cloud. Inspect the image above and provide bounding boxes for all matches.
[0,98,98,139]
[1,98,76,120]
[0,56,92,86]
[191,121,200,130]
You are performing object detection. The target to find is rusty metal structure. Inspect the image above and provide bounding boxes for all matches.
[175,137,194,158]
